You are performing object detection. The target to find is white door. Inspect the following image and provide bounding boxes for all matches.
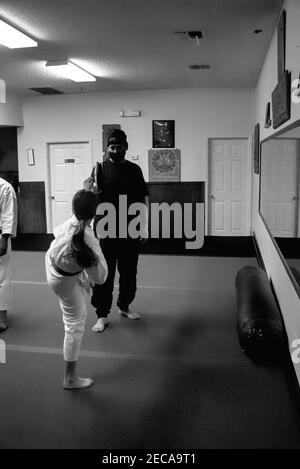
[49,142,92,230]
[260,139,298,237]
[208,139,250,236]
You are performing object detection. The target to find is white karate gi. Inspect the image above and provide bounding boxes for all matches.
[0,178,17,311]
[45,215,107,361]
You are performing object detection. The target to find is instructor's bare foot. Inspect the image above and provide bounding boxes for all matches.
[63,377,94,390]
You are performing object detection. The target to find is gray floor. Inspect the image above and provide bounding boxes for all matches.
[0,253,300,448]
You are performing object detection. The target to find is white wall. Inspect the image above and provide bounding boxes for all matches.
[254,0,300,382]
[17,87,254,231]
[0,93,23,127]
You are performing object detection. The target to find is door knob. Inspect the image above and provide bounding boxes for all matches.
[50,195,55,200]
[210,194,215,200]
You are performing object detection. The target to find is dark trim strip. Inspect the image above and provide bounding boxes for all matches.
[12,234,54,251]
[12,234,255,257]
[147,180,205,202]
[274,237,300,259]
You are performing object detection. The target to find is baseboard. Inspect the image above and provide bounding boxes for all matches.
[275,238,300,259]
[12,234,54,251]
[12,234,255,257]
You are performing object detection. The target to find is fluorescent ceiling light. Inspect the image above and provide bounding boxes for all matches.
[46,60,96,82]
[0,19,37,48]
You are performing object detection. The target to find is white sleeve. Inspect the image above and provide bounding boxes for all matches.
[1,186,18,237]
[53,215,75,238]
[84,227,108,285]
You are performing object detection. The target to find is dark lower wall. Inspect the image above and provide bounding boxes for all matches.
[12,180,255,256]
[17,182,47,234]
[0,127,18,172]
[275,238,300,259]
[147,181,205,236]
[11,233,255,256]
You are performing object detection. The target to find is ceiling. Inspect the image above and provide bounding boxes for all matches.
[0,0,284,96]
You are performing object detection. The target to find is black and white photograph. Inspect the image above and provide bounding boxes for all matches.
[152,120,175,148]
[0,0,300,457]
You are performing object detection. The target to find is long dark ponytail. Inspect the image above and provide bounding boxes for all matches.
[66,190,99,268]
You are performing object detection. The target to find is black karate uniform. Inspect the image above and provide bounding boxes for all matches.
[91,159,148,318]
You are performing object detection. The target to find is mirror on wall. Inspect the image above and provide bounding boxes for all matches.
[259,119,300,290]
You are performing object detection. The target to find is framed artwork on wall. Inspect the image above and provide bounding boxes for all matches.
[271,70,291,129]
[152,120,175,148]
[148,149,180,181]
[277,9,286,80]
[253,123,260,174]
[296,72,300,98]
[264,102,272,128]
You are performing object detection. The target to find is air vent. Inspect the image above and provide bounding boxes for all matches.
[174,30,204,44]
[30,87,64,95]
[189,64,210,70]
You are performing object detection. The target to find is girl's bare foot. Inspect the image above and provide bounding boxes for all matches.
[63,377,94,390]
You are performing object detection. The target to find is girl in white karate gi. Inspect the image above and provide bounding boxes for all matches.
[45,190,107,390]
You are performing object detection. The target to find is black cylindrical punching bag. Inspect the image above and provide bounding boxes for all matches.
[235,266,287,362]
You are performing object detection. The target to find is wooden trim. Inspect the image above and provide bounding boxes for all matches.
[260,119,300,145]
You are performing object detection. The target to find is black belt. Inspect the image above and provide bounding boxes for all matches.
[50,258,82,276]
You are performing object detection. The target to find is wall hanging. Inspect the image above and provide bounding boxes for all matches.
[253,124,260,174]
[271,70,291,129]
[277,9,286,80]
[264,102,272,128]
[148,149,180,181]
[152,120,175,148]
